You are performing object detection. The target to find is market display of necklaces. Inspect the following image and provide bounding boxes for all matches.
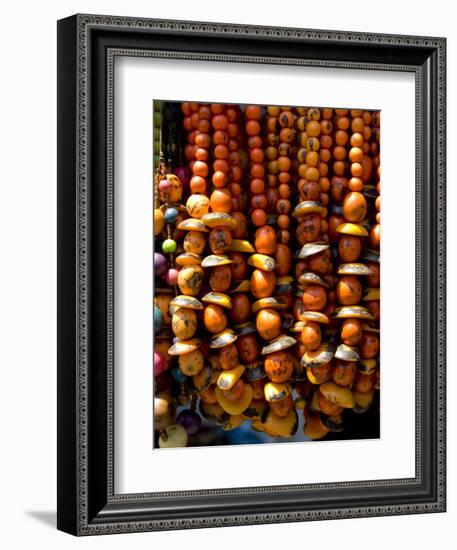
[153,101,380,448]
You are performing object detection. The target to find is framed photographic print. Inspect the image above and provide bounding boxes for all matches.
[57,14,446,535]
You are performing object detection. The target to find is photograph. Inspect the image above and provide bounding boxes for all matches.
[55,11,446,536]
[153,101,381,448]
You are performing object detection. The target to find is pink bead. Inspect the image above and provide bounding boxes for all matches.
[164,268,179,286]
[158,179,172,194]
[154,351,166,376]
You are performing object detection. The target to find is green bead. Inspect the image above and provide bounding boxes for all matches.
[162,239,177,254]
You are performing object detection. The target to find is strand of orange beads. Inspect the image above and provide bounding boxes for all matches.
[178,103,224,431]
[273,106,296,343]
[291,107,339,439]
[372,125,381,394]
[285,106,316,418]
[291,107,318,406]
[328,111,366,415]
[245,105,267,227]
[315,108,337,329]
[274,107,294,280]
[277,106,303,424]
[204,107,261,429]
[239,104,298,438]
[290,107,312,346]
[331,109,366,414]
[251,105,298,437]
[264,105,295,321]
[264,105,280,231]
[263,106,291,328]
[244,105,284,430]
[369,112,381,251]
[198,103,255,432]
[264,104,298,333]
[224,105,253,359]
[352,111,381,410]
[328,109,379,428]
[294,107,332,317]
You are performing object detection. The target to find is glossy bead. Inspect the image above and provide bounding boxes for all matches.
[186,194,210,219]
[172,308,198,339]
[302,285,327,311]
[254,225,276,255]
[264,351,293,383]
[177,265,204,296]
[208,227,232,254]
[158,424,188,448]
[341,318,363,345]
[153,351,166,376]
[158,179,172,195]
[342,191,367,223]
[210,188,232,213]
[301,321,321,350]
[162,239,177,254]
[176,410,202,435]
[219,343,239,370]
[338,235,362,262]
[154,253,168,277]
[164,268,179,286]
[250,269,276,299]
[178,349,204,376]
[256,308,281,341]
[164,207,179,224]
[332,360,356,386]
[336,276,362,306]
[236,333,260,363]
[183,231,206,255]
[204,304,228,334]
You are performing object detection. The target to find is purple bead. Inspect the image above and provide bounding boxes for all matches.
[174,166,190,189]
[176,409,202,435]
[154,252,168,277]
[154,351,166,376]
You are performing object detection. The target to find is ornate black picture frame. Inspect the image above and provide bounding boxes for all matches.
[57,14,446,535]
